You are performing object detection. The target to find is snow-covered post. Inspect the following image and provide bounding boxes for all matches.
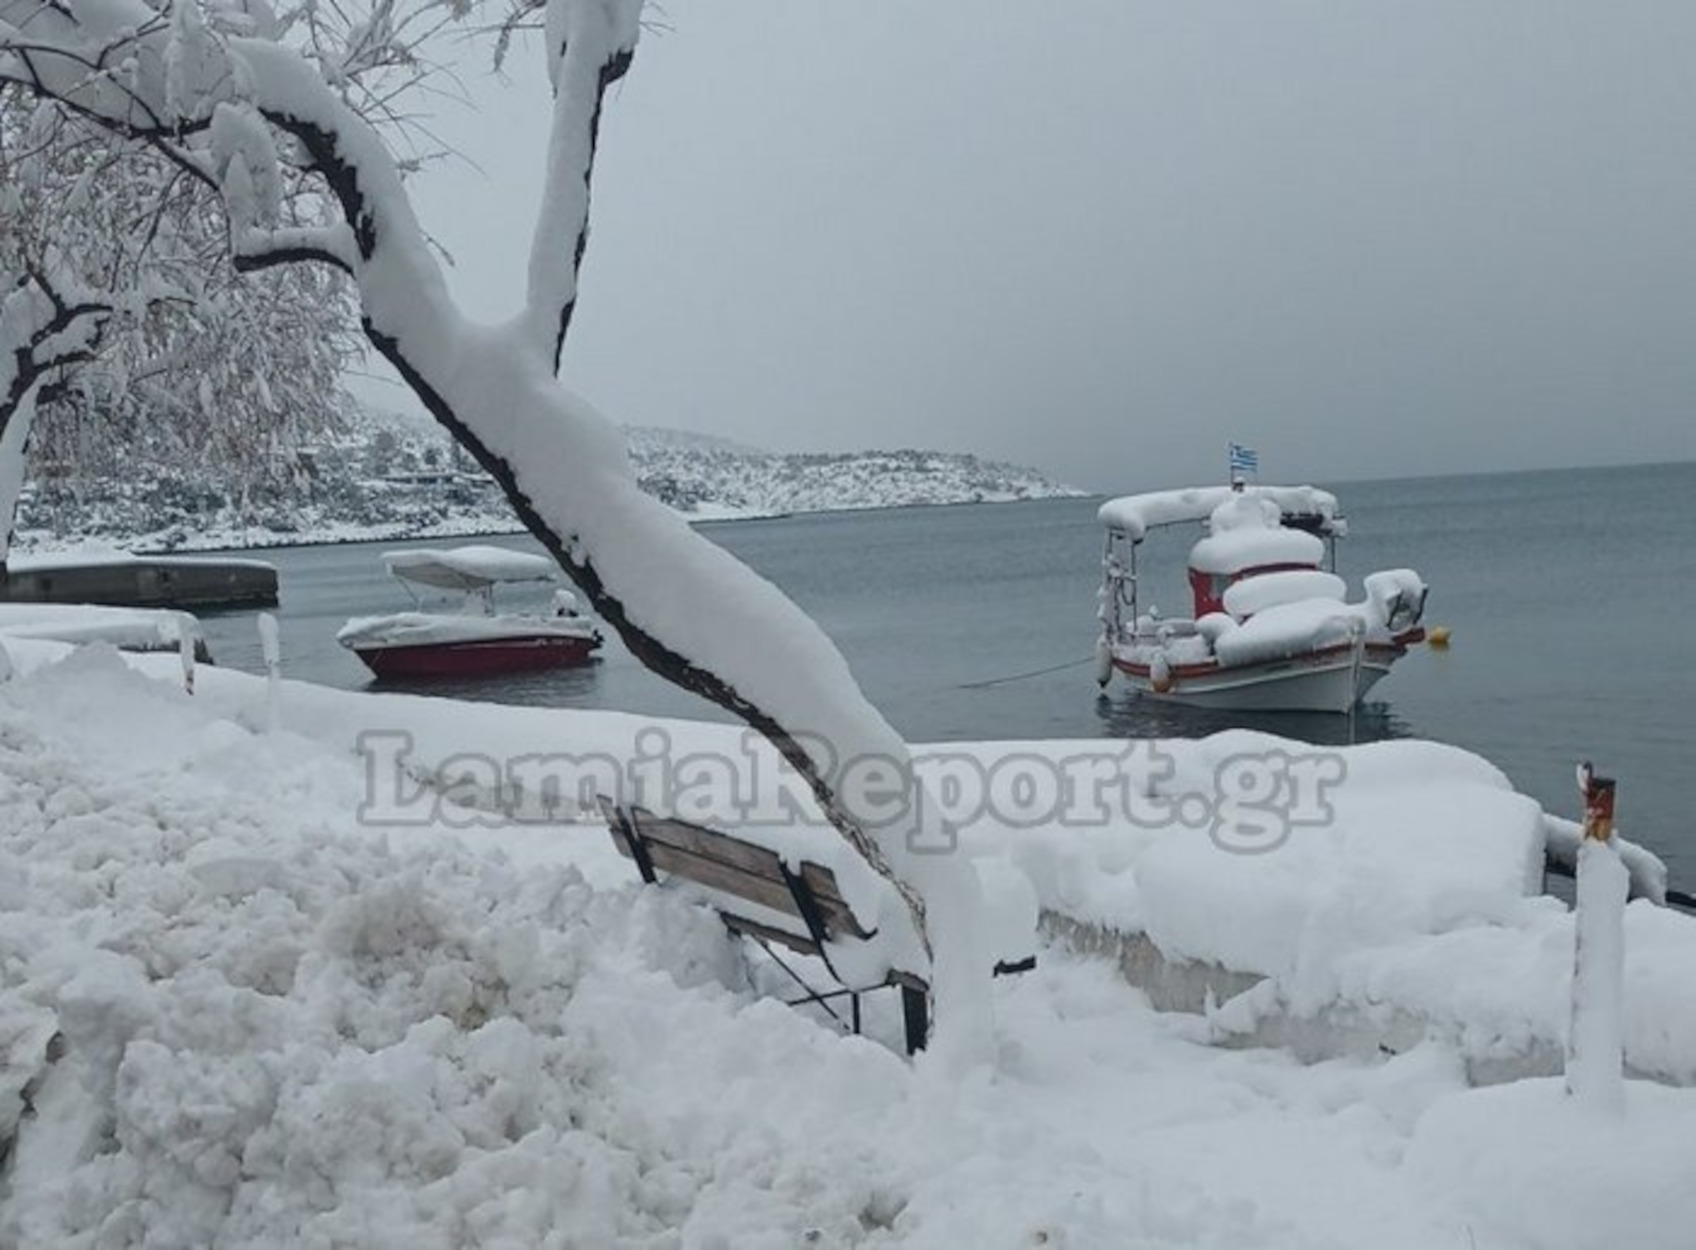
[0,635,12,682]
[257,611,281,731]
[1566,762,1626,1114]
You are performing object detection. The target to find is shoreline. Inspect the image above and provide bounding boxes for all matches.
[12,491,1093,559]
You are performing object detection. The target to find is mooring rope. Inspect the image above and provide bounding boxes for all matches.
[956,655,1097,690]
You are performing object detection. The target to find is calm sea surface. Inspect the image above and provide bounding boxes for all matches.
[195,462,1696,884]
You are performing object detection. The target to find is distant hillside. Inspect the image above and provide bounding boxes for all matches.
[13,410,1084,553]
[626,425,1083,519]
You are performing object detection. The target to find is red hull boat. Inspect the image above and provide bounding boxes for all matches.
[337,546,603,681]
[353,631,602,679]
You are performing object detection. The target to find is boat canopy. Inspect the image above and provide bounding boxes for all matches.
[381,546,558,592]
[1097,485,1342,541]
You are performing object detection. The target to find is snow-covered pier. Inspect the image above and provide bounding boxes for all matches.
[1,551,277,610]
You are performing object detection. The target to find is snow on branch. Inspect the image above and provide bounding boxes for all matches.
[524,0,638,370]
[1,47,358,520]
[228,221,357,272]
[2,0,995,1052]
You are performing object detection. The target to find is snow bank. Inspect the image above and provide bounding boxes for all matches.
[6,645,1696,1246]
[0,604,199,653]
[1135,736,1544,987]
[1,639,947,990]
[147,650,1696,1088]
[1011,727,1696,1088]
[1014,732,1542,968]
[1406,1077,1696,1250]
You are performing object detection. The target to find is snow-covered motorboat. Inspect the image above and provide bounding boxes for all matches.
[1095,483,1427,712]
[337,546,602,679]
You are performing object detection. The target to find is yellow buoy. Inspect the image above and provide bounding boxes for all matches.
[1427,625,1452,649]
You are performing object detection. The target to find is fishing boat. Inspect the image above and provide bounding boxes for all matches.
[337,546,602,679]
[1094,481,1427,712]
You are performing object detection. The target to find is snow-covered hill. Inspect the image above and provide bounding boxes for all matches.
[13,412,1083,553]
[626,426,1084,519]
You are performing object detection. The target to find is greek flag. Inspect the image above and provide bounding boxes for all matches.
[1228,442,1259,476]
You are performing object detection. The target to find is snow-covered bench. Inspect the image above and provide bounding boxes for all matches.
[598,798,1033,1054]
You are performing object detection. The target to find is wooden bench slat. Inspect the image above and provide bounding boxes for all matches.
[719,912,823,958]
[610,828,872,940]
[631,809,785,875]
[596,795,937,1054]
[627,809,857,917]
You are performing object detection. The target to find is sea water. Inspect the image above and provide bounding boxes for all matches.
[194,461,1696,884]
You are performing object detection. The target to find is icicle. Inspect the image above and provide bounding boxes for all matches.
[177,619,197,695]
[257,611,281,731]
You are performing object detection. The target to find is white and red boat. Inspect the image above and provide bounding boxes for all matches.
[338,546,602,679]
[1094,483,1427,712]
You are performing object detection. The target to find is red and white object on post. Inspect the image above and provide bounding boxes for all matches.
[1579,762,1616,841]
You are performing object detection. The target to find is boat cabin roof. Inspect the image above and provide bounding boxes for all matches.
[1097,484,1342,541]
[381,546,557,592]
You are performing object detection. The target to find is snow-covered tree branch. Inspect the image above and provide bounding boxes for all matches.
[1,0,991,1053]
[0,263,107,562]
[0,79,358,558]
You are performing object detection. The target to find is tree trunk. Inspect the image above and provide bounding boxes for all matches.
[3,0,995,1058]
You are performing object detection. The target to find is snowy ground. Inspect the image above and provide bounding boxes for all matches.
[4,640,1696,1248]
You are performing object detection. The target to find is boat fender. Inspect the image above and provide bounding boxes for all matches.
[1094,636,1114,687]
[1150,654,1175,694]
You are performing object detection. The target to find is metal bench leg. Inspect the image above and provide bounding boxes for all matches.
[901,986,929,1055]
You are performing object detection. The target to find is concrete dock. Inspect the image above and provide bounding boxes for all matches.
[1,554,279,610]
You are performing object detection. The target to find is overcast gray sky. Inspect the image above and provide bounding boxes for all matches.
[387,0,1696,493]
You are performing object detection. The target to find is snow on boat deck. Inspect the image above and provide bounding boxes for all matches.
[3,636,1695,1248]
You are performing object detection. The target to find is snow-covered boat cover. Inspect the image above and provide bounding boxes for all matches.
[336,611,598,650]
[1098,484,1341,541]
[1220,569,1347,617]
[380,546,558,591]
[1189,524,1326,575]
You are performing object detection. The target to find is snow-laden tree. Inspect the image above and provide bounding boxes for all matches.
[0,0,992,1051]
[0,89,358,562]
